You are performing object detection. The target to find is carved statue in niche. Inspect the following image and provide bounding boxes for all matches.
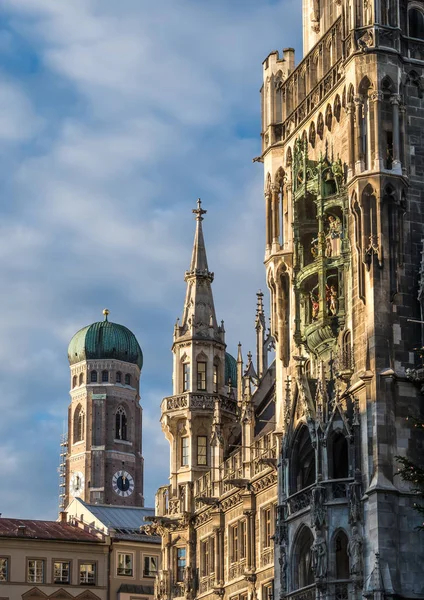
[348,469,362,524]
[279,544,287,591]
[326,215,342,257]
[310,292,319,320]
[311,237,319,258]
[311,530,327,578]
[347,526,363,577]
[326,285,338,316]
[184,566,193,593]
[310,479,326,529]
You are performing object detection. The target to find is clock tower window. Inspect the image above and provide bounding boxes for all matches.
[102,370,109,382]
[115,407,128,441]
[79,372,84,385]
[90,370,98,383]
[183,363,190,392]
[125,373,131,386]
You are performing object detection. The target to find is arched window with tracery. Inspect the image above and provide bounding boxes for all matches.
[409,6,424,38]
[329,432,349,479]
[291,426,316,494]
[73,404,85,443]
[342,330,352,369]
[293,527,314,589]
[334,531,350,579]
[115,406,128,441]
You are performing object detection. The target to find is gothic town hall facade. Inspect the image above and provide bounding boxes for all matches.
[152,2,424,600]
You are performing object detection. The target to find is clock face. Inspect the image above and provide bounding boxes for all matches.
[70,471,84,497]
[112,470,134,497]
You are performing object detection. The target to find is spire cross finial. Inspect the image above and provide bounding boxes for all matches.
[193,198,207,221]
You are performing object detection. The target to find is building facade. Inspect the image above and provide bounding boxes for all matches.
[0,517,108,600]
[150,203,278,600]
[261,1,424,599]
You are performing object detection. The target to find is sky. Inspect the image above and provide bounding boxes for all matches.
[0,0,302,519]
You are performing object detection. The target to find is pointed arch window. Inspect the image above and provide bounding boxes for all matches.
[334,531,350,579]
[90,370,98,383]
[73,405,85,443]
[342,330,352,369]
[125,373,131,386]
[102,370,109,383]
[72,375,77,388]
[213,363,219,393]
[116,371,122,384]
[115,407,128,441]
[79,372,84,385]
[330,432,349,479]
[293,527,314,590]
[409,7,424,39]
[291,426,316,494]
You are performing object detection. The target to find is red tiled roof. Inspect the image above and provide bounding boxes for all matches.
[0,519,103,542]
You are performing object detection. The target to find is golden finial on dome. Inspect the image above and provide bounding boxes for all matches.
[103,308,110,321]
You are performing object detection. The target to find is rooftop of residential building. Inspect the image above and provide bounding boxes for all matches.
[0,518,103,543]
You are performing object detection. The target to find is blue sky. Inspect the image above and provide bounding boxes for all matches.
[0,0,301,518]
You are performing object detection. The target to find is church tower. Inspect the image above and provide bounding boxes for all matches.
[160,200,238,501]
[261,0,424,598]
[65,309,145,508]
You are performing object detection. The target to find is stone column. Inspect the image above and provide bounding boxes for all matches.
[390,94,401,171]
[370,91,383,171]
[399,102,407,176]
[347,101,355,177]
[213,527,220,585]
[354,97,364,172]
[265,190,272,252]
[272,184,280,250]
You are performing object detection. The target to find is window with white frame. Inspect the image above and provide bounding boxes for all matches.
[263,506,272,548]
[53,561,70,584]
[230,524,239,563]
[197,361,207,391]
[197,436,207,466]
[117,553,133,576]
[143,555,159,577]
[0,558,8,582]
[80,562,96,585]
[183,363,190,392]
[28,559,44,584]
[181,437,189,467]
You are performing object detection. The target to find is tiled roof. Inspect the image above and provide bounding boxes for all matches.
[0,519,102,542]
[118,584,154,595]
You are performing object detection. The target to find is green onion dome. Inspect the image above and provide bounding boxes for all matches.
[68,309,143,370]
[225,352,237,386]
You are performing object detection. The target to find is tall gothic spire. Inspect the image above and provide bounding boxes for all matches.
[177,199,223,343]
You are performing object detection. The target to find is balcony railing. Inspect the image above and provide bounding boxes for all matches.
[287,484,314,515]
[199,574,215,594]
[228,559,246,581]
[286,584,316,600]
[161,393,237,415]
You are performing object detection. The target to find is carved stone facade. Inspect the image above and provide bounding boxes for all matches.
[262,1,424,600]
[153,205,278,600]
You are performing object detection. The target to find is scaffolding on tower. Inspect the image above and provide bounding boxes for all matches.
[57,431,68,512]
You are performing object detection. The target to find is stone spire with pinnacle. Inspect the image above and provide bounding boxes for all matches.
[177,199,224,343]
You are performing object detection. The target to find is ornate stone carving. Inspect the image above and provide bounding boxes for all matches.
[311,530,327,578]
[310,481,326,529]
[348,526,363,578]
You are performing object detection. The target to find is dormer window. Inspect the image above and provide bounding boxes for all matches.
[197,362,207,391]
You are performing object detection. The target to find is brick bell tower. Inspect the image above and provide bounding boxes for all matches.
[65,309,145,508]
[261,0,424,598]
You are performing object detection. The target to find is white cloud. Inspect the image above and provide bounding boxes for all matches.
[0,0,301,517]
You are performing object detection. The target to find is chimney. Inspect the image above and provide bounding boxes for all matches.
[60,511,67,523]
